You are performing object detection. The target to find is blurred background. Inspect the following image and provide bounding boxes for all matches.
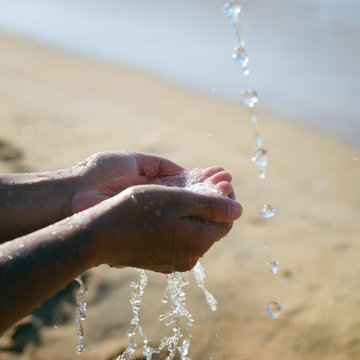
[0,0,359,148]
[0,1,359,360]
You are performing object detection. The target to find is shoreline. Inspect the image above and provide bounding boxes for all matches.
[0,0,359,149]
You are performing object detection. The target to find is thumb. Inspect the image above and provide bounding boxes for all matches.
[185,192,243,223]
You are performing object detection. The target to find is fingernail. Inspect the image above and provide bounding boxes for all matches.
[228,200,243,220]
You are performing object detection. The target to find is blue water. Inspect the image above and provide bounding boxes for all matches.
[0,0,359,148]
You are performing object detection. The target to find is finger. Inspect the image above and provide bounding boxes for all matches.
[228,188,235,200]
[184,192,243,223]
[215,181,233,196]
[201,166,225,178]
[134,152,185,178]
[206,170,232,185]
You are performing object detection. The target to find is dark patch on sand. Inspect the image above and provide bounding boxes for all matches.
[0,138,31,172]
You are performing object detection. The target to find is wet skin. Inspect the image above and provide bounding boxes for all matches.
[0,151,242,332]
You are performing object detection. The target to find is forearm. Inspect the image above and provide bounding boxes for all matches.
[0,211,100,333]
[0,168,81,243]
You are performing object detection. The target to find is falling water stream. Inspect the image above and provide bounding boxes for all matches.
[75,276,88,355]
[74,1,282,357]
[116,170,220,360]
[222,0,281,320]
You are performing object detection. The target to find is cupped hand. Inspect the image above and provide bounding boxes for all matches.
[90,184,242,273]
[71,151,185,213]
[71,151,236,213]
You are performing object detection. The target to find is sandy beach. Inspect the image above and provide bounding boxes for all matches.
[0,32,360,360]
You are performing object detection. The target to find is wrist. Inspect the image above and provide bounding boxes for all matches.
[0,168,82,241]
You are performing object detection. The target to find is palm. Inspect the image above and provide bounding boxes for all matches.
[71,151,234,214]
[71,151,185,213]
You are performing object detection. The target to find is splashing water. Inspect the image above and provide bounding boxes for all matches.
[155,261,216,360]
[117,260,216,360]
[193,262,217,311]
[117,269,148,360]
[158,271,194,360]
[75,276,88,355]
[115,171,220,360]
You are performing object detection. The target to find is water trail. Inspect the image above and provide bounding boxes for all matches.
[75,276,88,354]
[193,262,217,312]
[158,271,193,360]
[117,269,148,360]
[116,170,220,359]
[222,0,281,320]
[222,0,268,179]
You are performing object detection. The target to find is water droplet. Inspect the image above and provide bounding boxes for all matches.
[267,300,282,318]
[8,255,13,260]
[130,194,138,204]
[264,242,269,249]
[76,344,84,354]
[255,135,262,148]
[250,112,257,125]
[222,0,241,23]
[354,157,358,161]
[259,204,276,218]
[251,148,268,167]
[233,45,248,69]
[257,167,266,179]
[208,132,212,137]
[267,260,279,274]
[240,90,258,108]
[54,324,58,329]
[242,67,250,76]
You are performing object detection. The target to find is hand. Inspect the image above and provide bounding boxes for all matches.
[89,184,242,273]
[71,151,236,213]
[71,151,185,213]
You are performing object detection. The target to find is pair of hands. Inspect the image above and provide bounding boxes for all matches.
[0,151,242,332]
[70,151,242,273]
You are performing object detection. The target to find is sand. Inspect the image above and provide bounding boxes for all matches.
[0,32,359,360]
